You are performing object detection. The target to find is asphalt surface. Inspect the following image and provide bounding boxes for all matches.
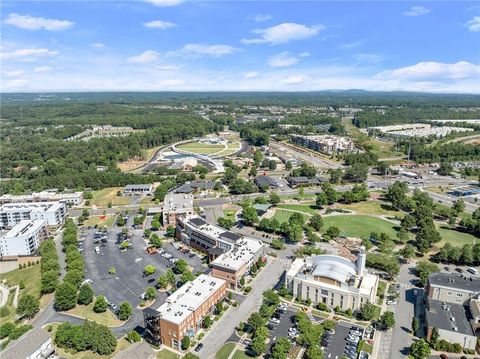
[267,308,297,352]
[323,322,352,359]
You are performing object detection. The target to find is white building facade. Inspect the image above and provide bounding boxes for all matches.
[0,201,67,229]
[0,219,49,256]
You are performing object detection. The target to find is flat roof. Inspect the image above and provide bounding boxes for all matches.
[156,274,225,325]
[1,219,47,239]
[0,201,63,213]
[212,238,263,271]
[429,272,480,293]
[426,299,474,336]
[112,341,155,359]
[125,184,152,190]
[163,193,193,212]
[1,328,51,359]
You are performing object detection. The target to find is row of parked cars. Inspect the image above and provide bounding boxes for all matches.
[343,326,364,359]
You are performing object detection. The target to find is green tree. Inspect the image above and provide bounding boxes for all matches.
[358,301,379,321]
[217,217,234,230]
[269,192,281,205]
[127,330,141,343]
[203,315,213,328]
[272,337,292,359]
[93,295,108,313]
[116,217,126,226]
[242,205,258,225]
[145,286,156,300]
[379,311,395,330]
[55,282,78,311]
[166,225,175,237]
[409,339,430,359]
[16,294,40,319]
[108,266,116,275]
[181,336,191,350]
[415,261,439,286]
[151,219,161,231]
[143,265,156,276]
[64,269,84,289]
[309,214,324,231]
[247,312,265,332]
[251,335,266,357]
[325,226,340,239]
[285,161,292,170]
[77,284,94,305]
[118,301,132,320]
[180,271,195,284]
[41,270,59,294]
[173,259,188,274]
[149,233,163,248]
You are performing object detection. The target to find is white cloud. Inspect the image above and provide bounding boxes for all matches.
[156,64,182,71]
[2,70,24,78]
[4,13,74,31]
[242,22,323,45]
[374,61,480,80]
[243,71,259,79]
[127,50,160,64]
[155,78,185,86]
[338,41,363,50]
[143,20,176,29]
[354,53,383,64]
[299,52,310,58]
[145,0,183,6]
[252,14,272,22]
[166,44,240,58]
[34,66,53,73]
[402,6,430,17]
[0,48,59,61]
[2,79,28,89]
[465,16,480,32]
[281,74,307,84]
[90,43,105,48]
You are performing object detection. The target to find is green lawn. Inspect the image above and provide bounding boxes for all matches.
[65,301,124,327]
[177,142,225,155]
[84,215,116,228]
[437,225,478,246]
[335,201,402,217]
[157,349,180,359]
[271,209,309,224]
[90,187,131,207]
[232,349,253,359]
[2,263,42,298]
[277,204,318,215]
[216,342,237,359]
[322,215,398,238]
[216,142,241,156]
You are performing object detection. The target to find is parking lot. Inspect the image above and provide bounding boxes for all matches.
[80,219,207,310]
[267,306,297,352]
[323,322,364,359]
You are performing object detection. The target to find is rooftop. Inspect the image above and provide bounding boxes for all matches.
[124,184,153,190]
[212,237,263,271]
[1,328,52,359]
[111,341,155,359]
[426,299,475,336]
[0,201,63,213]
[429,272,480,293]
[174,180,216,194]
[1,219,47,239]
[163,193,194,212]
[156,274,226,325]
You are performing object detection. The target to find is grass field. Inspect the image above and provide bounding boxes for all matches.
[2,263,42,298]
[216,342,237,359]
[216,142,241,156]
[277,203,318,215]
[157,349,180,359]
[65,301,124,327]
[84,216,116,228]
[90,187,131,207]
[322,215,398,238]
[437,225,478,246]
[232,350,253,359]
[335,201,402,217]
[271,209,309,223]
[177,142,225,155]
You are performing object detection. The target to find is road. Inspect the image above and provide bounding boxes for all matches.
[425,190,478,214]
[197,258,288,359]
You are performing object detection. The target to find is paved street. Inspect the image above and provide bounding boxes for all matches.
[197,258,288,359]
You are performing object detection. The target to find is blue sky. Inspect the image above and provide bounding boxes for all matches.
[1,0,479,93]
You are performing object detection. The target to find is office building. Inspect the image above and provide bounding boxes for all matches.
[426,272,480,304]
[162,193,194,227]
[211,237,265,289]
[285,247,379,311]
[143,274,226,350]
[0,191,84,206]
[291,134,360,155]
[123,184,153,196]
[0,201,67,229]
[0,219,49,256]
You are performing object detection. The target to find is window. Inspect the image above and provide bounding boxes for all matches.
[456,293,462,297]
[447,291,453,296]
[321,289,328,296]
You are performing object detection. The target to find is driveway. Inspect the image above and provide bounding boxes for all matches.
[197,258,288,359]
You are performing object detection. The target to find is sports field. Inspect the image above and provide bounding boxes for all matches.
[271,209,309,223]
[176,141,225,154]
[322,215,398,238]
[277,203,318,215]
[90,187,131,207]
[437,225,478,246]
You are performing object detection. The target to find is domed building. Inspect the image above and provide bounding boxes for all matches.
[285,247,379,311]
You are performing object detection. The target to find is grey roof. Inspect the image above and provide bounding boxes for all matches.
[220,231,242,242]
[310,255,357,283]
[208,246,225,256]
[253,203,272,212]
[125,184,152,190]
[174,180,215,194]
[143,307,160,317]
[190,217,207,227]
[112,341,156,359]
[426,299,475,336]
[255,175,277,187]
[428,272,480,293]
[289,176,310,183]
[1,328,52,359]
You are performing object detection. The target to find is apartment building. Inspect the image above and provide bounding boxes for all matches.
[0,191,84,206]
[162,193,194,228]
[123,184,153,196]
[0,327,55,359]
[176,216,244,260]
[291,134,359,155]
[211,237,265,289]
[285,248,379,311]
[0,219,49,256]
[0,201,67,229]
[143,274,226,350]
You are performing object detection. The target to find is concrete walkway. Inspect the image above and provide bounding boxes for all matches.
[0,284,9,307]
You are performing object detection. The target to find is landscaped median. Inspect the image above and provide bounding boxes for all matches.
[63,301,125,327]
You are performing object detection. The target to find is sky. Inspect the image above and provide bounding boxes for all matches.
[1,0,479,93]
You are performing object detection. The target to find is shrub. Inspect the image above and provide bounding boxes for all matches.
[16,294,40,319]
[0,306,11,318]
[77,284,94,305]
[127,330,141,343]
[93,296,108,313]
[118,302,132,321]
[9,324,33,340]
[181,336,191,350]
[0,322,14,339]
[243,286,252,294]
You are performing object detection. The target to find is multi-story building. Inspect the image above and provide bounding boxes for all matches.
[291,134,360,155]
[0,219,49,256]
[425,273,480,351]
[143,274,226,350]
[0,201,67,229]
[1,327,55,359]
[176,216,244,260]
[0,191,84,206]
[211,237,265,289]
[285,247,379,311]
[162,193,194,228]
[123,184,153,196]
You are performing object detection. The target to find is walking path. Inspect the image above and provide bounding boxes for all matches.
[0,284,9,307]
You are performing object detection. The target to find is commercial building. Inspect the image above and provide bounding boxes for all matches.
[0,219,49,256]
[123,184,153,196]
[288,176,326,188]
[425,273,480,351]
[162,193,194,228]
[0,327,55,359]
[0,201,67,229]
[143,274,226,350]
[291,134,360,155]
[0,191,83,206]
[285,248,379,311]
[173,180,216,194]
[368,123,473,138]
[211,237,265,289]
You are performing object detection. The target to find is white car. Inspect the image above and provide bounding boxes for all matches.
[269,318,280,324]
[386,299,397,305]
[82,279,93,285]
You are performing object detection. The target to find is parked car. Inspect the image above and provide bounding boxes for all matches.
[194,343,203,352]
[269,318,280,324]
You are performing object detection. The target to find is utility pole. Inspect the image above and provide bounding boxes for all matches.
[20,106,23,119]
